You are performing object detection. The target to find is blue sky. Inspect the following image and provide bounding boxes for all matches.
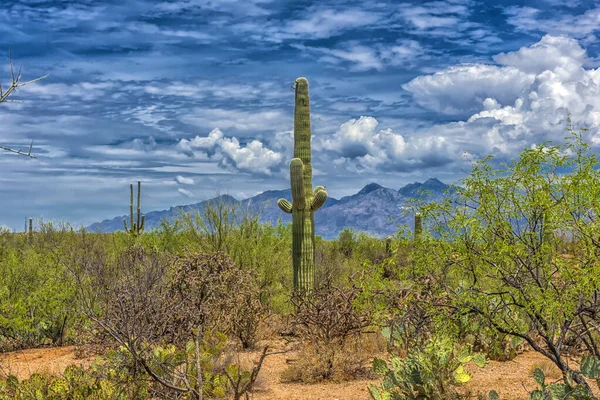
[1,0,600,230]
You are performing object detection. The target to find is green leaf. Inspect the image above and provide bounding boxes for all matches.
[488,390,499,400]
[381,327,391,340]
[580,356,600,379]
[453,365,472,384]
[548,383,568,400]
[457,347,472,364]
[373,358,389,375]
[368,385,382,400]
[533,368,545,387]
[473,353,487,368]
[530,389,544,400]
[565,371,573,387]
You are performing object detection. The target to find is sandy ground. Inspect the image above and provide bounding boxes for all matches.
[0,345,595,399]
[0,346,93,381]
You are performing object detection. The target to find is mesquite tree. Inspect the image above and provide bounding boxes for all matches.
[417,125,600,394]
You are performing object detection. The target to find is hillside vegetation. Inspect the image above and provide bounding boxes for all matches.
[0,125,599,399]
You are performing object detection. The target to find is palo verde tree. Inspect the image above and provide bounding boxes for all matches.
[0,51,48,158]
[418,122,600,394]
[277,77,328,291]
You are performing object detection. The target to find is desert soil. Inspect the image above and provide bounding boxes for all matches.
[0,344,593,399]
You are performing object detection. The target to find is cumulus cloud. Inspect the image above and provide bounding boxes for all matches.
[396,35,600,162]
[177,128,284,175]
[327,35,600,172]
[320,116,451,172]
[403,35,598,118]
[402,64,533,116]
[175,175,194,185]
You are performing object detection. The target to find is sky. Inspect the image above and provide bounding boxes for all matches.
[1,0,600,230]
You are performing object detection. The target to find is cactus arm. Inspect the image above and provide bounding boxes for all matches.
[124,219,128,232]
[290,158,306,210]
[129,184,134,233]
[311,188,327,211]
[278,199,293,214]
[136,181,141,233]
[141,215,146,232]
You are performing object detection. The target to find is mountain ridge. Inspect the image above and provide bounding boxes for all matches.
[87,179,453,239]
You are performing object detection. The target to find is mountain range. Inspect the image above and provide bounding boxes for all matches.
[87,178,453,239]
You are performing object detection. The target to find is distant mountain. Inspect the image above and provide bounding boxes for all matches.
[87,179,453,239]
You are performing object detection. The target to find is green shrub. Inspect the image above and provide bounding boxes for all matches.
[369,336,487,400]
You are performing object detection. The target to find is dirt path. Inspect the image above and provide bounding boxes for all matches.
[0,346,93,381]
[0,345,594,399]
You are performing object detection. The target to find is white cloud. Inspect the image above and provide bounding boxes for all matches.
[178,188,194,198]
[493,35,587,77]
[234,7,383,42]
[402,64,533,116]
[181,108,289,132]
[177,128,283,175]
[506,6,600,40]
[175,175,194,185]
[328,35,600,173]
[295,40,427,71]
[321,116,440,172]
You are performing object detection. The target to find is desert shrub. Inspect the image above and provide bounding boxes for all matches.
[412,126,600,393]
[282,278,374,382]
[166,251,264,348]
[281,334,380,383]
[72,246,269,398]
[169,199,294,315]
[0,331,271,400]
[0,222,81,349]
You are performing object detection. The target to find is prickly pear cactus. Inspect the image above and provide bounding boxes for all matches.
[277,78,327,291]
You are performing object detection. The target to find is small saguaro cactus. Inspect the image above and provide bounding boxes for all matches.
[28,217,33,243]
[414,212,422,239]
[277,77,328,291]
[124,181,145,236]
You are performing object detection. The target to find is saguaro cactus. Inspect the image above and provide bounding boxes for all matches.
[277,77,327,291]
[124,181,145,236]
[414,212,422,240]
[28,218,33,243]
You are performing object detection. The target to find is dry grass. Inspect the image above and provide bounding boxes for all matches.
[528,360,563,381]
[280,333,384,384]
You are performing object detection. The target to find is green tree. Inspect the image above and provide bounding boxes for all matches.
[419,125,600,393]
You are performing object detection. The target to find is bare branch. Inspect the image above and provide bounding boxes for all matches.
[0,51,48,157]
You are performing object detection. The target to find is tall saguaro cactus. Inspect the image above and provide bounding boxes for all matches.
[277,77,327,291]
[124,181,145,236]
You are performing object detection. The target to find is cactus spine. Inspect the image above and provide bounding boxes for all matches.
[124,181,145,236]
[277,77,327,291]
[414,212,422,240]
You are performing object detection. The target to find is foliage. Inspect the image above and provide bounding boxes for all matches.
[416,125,600,393]
[0,331,269,400]
[283,277,374,382]
[369,336,487,400]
